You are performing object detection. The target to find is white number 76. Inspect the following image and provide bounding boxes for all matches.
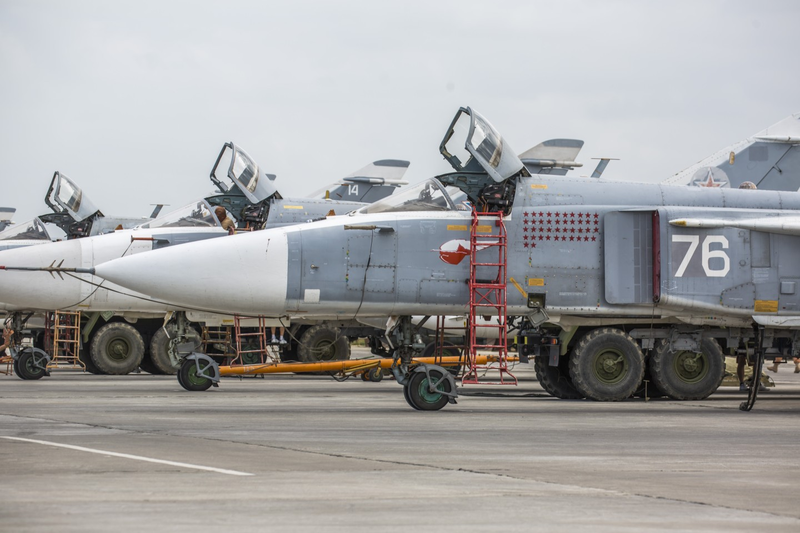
[672,235,730,277]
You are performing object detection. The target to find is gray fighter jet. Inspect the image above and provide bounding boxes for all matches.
[0,143,410,377]
[88,106,800,412]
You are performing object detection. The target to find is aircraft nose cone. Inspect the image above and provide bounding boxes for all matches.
[95,230,289,315]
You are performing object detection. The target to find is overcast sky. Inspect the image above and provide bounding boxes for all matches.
[1,0,798,223]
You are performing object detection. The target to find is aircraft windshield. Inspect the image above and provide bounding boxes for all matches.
[137,201,219,229]
[56,175,83,213]
[0,218,51,241]
[470,113,503,169]
[231,149,259,193]
[358,179,470,214]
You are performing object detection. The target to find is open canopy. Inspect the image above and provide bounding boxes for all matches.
[46,172,100,221]
[439,107,525,183]
[210,142,278,204]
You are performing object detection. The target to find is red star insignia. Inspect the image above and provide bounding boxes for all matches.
[591,236,596,242]
[584,236,589,242]
[569,236,575,241]
[545,235,551,241]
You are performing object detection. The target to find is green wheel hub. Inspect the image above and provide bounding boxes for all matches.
[107,338,131,361]
[592,349,628,385]
[186,362,212,387]
[416,376,445,405]
[672,351,708,384]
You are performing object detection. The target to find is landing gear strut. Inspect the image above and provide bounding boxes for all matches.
[740,324,766,412]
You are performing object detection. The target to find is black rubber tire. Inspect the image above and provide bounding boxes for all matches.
[90,322,145,375]
[14,349,47,380]
[297,325,350,363]
[138,354,163,375]
[421,342,462,377]
[366,366,383,382]
[649,338,725,400]
[405,369,451,411]
[149,328,180,375]
[403,379,420,410]
[178,359,213,392]
[78,348,103,375]
[534,355,584,399]
[569,328,645,401]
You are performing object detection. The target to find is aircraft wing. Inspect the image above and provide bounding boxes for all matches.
[669,215,800,236]
[663,113,800,190]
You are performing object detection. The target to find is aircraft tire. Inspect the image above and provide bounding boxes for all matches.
[149,328,180,375]
[649,338,725,400]
[178,358,213,392]
[534,355,584,399]
[405,369,451,411]
[421,342,462,377]
[90,322,145,375]
[403,380,420,410]
[297,325,350,363]
[14,349,47,380]
[569,328,645,401]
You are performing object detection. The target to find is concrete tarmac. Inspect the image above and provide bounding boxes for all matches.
[1,351,799,532]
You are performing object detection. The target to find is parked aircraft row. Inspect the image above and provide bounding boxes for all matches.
[2,109,799,412]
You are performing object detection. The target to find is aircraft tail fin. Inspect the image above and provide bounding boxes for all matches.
[320,160,410,203]
[519,139,584,175]
[664,113,800,190]
[0,208,15,232]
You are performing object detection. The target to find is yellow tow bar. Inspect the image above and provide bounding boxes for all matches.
[218,354,517,377]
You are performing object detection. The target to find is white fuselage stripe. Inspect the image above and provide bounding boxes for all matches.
[1,436,254,476]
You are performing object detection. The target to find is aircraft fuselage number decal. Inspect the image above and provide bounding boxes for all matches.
[671,234,730,277]
[348,184,359,195]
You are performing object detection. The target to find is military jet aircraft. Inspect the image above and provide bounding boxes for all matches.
[89,106,800,411]
[0,143,410,377]
[663,112,800,190]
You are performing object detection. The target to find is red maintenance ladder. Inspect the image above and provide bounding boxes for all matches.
[461,210,516,385]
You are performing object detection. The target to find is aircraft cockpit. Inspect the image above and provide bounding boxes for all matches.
[437,107,529,214]
[207,142,281,228]
[136,200,219,229]
[356,178,469,215]
[44,172,101,222]
[0,217,51,242]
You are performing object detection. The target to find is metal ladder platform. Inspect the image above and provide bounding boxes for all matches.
[461,210,516,386]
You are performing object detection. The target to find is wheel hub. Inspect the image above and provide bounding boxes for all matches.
[593,350,627,384]
[107,338,130,361]
[417,376,444,403]
[674,351,707,383]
